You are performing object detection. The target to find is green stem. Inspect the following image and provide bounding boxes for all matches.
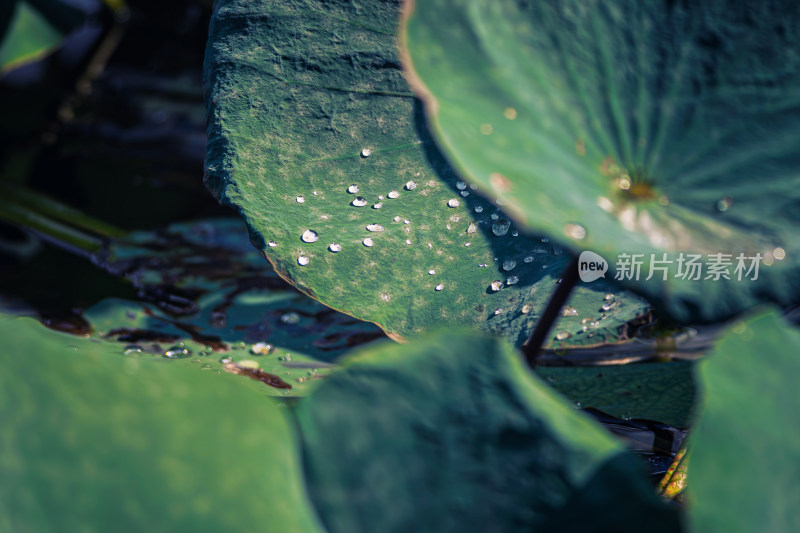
[0,183,125,240]
[521,255,580,367]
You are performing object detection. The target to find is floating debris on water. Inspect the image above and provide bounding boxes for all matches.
[281,312,300,325]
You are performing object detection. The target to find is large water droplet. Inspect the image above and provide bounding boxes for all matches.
[460,191,470,197]
[281,312,300,325]
[447,198,460,208]
[561,305,578,317]
[387,191,400,199]
[123,344,144,356]
[524,255,534,263]
[492,220,511,236]
[366,223,385,232]
[490,213,499,220]
[506,275,519,285]
[297,256,310,266]
[301,229,318,243]
[348,184,359,194]
[489,280,503,292]
[435,283,444,291]
[405,180,417,190]
[164,345,192,359]
[363,238,374,247]
[502,259,517,271]
[296,196,305,204]
[329,242,342,252]
[456,181,467,190]
[564,223,586,240]
[351,197,367,207]
[251,343,274,355]
[474,206,484,213]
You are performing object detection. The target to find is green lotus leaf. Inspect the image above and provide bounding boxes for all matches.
[0,314,323,532]
[537,361,696,428]
[295,329,682,532]
[0,0,83,73]
[402,0,800,322]
[688,309,800,532]
[203,0,650,349]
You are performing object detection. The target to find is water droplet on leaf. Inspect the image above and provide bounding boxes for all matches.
[490,280,503,292]
[492,220,511,236]
[301,229,318,243]
[297,256,310,266]
[348,184,359,194]
[296,196,305,204]
[164,345,192,359]
[251,343,274,355]
[447,198,460,208]
[387,191,400,199]
[366,223,385,232]
[502,259,517,271]
[363,238,374,247]
[329,242,342,252]
[435,283,444,291]
[405,180,417,190]
[351,197,367,207]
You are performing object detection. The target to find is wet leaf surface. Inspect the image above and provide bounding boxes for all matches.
[203,0,651,349]
[0,314,324,532]
[689,310,800,532]
[295,329,681,533]
[402,0,800,322]
[537,361,696,428]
